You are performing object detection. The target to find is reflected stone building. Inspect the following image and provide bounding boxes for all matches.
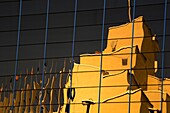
[60,16,170,113]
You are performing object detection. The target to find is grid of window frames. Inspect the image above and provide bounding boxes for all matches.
[0,0,169,113]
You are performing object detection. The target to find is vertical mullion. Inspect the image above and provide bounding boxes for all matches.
[128,0,136,113]
[39,0,50,112]
[69,0,78,113]
[97,0,106,113]
[11,0,22,111]
[160,0,167,112]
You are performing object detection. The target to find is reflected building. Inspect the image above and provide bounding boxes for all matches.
[60,16,170,113]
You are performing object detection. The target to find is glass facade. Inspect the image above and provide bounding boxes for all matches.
[0,0,169,113]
